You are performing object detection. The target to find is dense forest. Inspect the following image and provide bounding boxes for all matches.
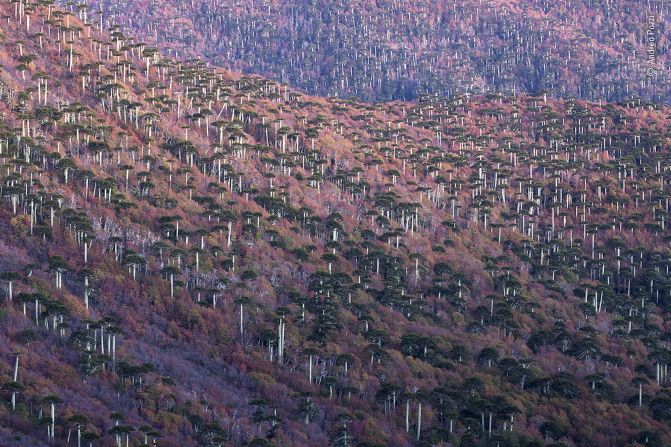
[64,0,670,102]
[0,1,670,446]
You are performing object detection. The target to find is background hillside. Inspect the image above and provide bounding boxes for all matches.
[0,1,670,446]
[68,0,670,102]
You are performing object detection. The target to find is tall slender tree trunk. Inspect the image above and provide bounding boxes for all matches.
[416,403,422,441]
[405,400,410,433]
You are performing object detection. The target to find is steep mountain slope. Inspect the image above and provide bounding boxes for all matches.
[67,0,669,102]
[0,1,671,447]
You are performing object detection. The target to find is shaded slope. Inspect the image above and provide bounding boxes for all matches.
[72,0,669,102]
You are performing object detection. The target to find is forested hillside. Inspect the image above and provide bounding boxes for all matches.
[67,0,670,102]
[0,1,671,446]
